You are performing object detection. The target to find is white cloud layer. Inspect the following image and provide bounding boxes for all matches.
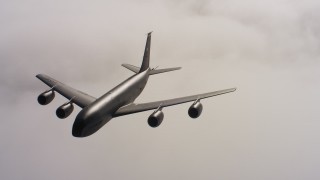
[1,0,320,179]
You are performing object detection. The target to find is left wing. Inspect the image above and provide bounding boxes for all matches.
[114,88,236,117]
[36,74,96,108]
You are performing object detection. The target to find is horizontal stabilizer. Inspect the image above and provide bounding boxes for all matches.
[122,64,140,73]
[122,64,181,75]
[149,67,181,75]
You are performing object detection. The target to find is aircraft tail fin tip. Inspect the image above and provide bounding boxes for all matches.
[139,32,152,72]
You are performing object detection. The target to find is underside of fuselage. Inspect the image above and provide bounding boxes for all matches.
[72,69,150,137]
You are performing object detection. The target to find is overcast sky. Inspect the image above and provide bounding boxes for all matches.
[1,0,320,179]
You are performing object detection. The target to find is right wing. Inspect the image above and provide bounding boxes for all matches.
[36,74,96,108]
[114,88,236,117]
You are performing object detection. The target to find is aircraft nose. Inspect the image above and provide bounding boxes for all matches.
[72,115,86,137]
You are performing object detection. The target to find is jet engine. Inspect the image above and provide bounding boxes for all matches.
[148,109,164,128]
[56,102,74,119]
[38,90,55,105]
[188,100,203,118]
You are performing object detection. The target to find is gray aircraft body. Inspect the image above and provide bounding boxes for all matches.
[36,32,236,137]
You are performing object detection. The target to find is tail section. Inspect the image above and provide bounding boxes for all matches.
[122,64,140,73]
[122,32,182,75]
[123,64,181,75]
[139,32,152,73]
[149,67,181,75]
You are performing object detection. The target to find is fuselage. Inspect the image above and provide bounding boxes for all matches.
[72,68,150,137]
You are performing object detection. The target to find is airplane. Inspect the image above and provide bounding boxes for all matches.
[36,32,236,138]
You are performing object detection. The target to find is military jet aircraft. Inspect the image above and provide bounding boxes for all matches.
[36,32,236,137]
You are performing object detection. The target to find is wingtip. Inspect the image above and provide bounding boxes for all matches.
[225,87,237,92]
[36,74,50,80]
[172,67,182,70]
[36,74,43,78]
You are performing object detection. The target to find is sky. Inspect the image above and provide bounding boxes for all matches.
[1,0,320,179]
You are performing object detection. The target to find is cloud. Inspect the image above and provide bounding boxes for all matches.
[1,0,320,180]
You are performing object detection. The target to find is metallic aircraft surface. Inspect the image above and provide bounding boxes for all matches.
[36,32,236,137]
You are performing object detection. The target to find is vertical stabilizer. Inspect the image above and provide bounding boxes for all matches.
[139,32,152,73]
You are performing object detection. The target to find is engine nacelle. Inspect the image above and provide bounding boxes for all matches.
[148,109,164,128]
[188,101,203,118]
[56,102,74,119]
[38,90,55,105]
